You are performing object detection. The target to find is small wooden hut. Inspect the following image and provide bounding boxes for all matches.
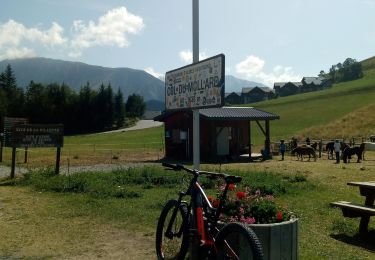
[154,107,279,162]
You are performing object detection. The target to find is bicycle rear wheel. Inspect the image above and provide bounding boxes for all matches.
[156,199,189,260]
[215,222,264,260]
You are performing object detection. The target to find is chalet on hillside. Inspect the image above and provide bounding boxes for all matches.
[225,92,242,105]
[225,86,274,105]
[274,82,302,97]
[154,107,279,162]
[241,86,273,103]
[274,76,332,97]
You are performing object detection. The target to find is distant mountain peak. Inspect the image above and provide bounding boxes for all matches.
[225,75,267,93]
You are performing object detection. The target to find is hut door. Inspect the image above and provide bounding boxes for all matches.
[216,127,230,156]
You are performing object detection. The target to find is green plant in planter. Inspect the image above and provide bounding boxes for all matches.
[212,185,294,224]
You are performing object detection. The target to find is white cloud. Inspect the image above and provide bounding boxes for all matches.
[179,50,208,64]
[235,55,301,86]
[235,55,265,76]
[0,19,67,60]
[0,6,144,60]
[71,6,144,55]
[145,67,164,81]
[0,47,36,60]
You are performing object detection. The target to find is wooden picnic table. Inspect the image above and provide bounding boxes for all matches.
[331,181,375,235]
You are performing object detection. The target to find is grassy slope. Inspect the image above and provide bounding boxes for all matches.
[246,58,375,144]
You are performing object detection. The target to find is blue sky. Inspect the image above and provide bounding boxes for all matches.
[1,0,374,86]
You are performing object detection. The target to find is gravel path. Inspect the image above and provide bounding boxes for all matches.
[0,162,159,179]
[98,120,163,134]
[0,165,29,179]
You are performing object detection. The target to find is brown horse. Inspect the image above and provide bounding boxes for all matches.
[291,146,317,161]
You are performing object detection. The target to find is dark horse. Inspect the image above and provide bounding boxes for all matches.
[326,141,334,159]
[342,143,365,163]
[291,146,317,161]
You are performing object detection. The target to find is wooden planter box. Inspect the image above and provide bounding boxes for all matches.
[248,218,298,260]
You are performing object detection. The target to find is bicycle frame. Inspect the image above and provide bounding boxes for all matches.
[165,167,233,249]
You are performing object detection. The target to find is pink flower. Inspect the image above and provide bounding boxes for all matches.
[229,216,237,222]
[240,217,256,224]
[219,184,226,192]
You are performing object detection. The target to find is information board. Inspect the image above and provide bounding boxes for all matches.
[12,124,64,148]
[165,54,225,110]
[1,117,29,147]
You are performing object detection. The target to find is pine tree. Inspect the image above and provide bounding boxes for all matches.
[114,88,126,127]
[126,94,146,118]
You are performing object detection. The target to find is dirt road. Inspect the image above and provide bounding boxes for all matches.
[99,120,163,134]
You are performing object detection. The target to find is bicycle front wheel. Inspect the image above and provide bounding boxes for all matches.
[215,222,264,260]
[156,199,189,260]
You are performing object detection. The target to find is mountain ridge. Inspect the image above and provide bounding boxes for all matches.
[0,57,267,104]
[0,57,165,102]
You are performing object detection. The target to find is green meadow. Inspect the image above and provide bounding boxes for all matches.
[1,57,375,259]
[248,63,375,144]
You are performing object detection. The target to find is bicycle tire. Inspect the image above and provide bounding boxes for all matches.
[215,222,264,260]
[156,199,189,260]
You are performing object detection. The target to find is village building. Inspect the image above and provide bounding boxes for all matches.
[154,107,279,162]
[225,92,242,105]
[225,86,274,105]
[274,76,332,96]
[241,86,273,103]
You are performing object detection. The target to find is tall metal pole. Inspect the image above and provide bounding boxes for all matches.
[192,0,200,170]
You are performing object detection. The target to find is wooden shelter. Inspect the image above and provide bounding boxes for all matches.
[154,107,279,162]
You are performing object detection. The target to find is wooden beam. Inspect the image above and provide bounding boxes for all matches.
[255,120,266,136]
[248,121,252,162]
[265,120,271,159]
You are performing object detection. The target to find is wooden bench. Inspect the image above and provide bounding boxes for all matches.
[331,201,375,218]
[331,200,375,235]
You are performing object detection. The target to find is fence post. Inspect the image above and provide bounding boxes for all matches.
[0,136,3,163]
[319,139,322,158]
[24,147,28,163]
[10,147,16,179]
[55,147,61,175]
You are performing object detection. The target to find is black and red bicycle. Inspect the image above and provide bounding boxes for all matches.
[156,163,264,260]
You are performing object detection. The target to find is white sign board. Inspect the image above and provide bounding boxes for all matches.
[165,54,225,110]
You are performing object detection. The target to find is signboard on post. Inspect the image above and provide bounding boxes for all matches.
[165,54,225,111]
[1,117,29,147]
[9,124,64,178]
[12,124,64,148]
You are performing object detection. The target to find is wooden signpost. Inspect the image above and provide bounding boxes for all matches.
[0,117,29,163]
[10,124,64,178]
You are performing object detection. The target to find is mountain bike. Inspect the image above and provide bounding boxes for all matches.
[156,163,264,260]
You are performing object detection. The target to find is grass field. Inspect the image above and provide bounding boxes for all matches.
[1,153,375,259]
[0,58,375,258]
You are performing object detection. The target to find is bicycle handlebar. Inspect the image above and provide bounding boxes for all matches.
[162,163,242,184]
